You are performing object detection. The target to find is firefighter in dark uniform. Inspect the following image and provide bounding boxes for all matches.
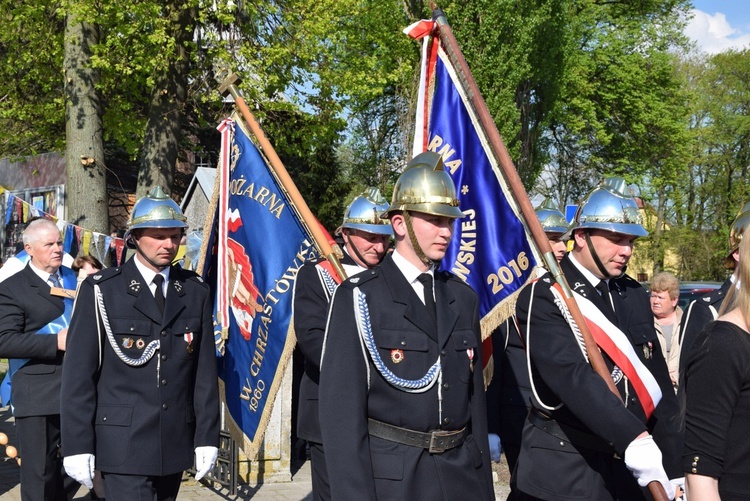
[513,178,680,500]
[318,152,494,501]
[678,201,748,378]
[293,187,392,501]
[486,198,568,486]
[60,187,220,501]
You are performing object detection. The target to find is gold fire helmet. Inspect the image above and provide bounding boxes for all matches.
[381,151,465,220]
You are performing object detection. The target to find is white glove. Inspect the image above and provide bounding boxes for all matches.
[194,446,219,481]
[63,453,95,490]
[624,435,675,500]
[488,433,502,462]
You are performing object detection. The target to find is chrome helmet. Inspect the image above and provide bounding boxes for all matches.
[535,198,568,235]
[381,151,464,220]
[726,201,750,269]
[341,187,393,236]
[568,177,647,238]
[125,186,187,241]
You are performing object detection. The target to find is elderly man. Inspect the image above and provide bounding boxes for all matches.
[293,187,392,501]
[512,178,681,500]
[650,272,683,390]
[318,152,494,500]
[0,218,78,501]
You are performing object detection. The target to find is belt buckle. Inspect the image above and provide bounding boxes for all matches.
[428,430,450,454]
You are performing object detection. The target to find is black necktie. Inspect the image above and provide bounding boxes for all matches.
[153,274,166,314]
[48,273,62,288]
[417,273,437,321]
[596,280,616,321]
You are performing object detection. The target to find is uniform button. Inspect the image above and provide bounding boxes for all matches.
[401,341,406,346]
[161,330,167,336]
[559,441,565,447]
[443,383,449,390]
[691,468,697,473]
[630,397,637,403]
[161,379,167,386]
[440,350,446,356]
[462,339,468,345]
[102,416,107,421]
[161,354,167,361]
[443,417,450,425]
[162,404,168,410]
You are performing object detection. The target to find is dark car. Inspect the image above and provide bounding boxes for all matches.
[678,282,722,310]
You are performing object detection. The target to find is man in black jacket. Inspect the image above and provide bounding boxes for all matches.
[0,218,79,501]
[61,187,220,501]
[319,152,494,500]
[513,178,680,500]
[293,187,392,501]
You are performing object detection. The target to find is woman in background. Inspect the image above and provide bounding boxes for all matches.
[72,255,103,280]
[683,236,750,500]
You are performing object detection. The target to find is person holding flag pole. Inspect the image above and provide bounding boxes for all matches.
[318,152,495,500]
[408,5,677,500]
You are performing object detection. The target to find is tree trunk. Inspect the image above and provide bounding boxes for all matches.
[136,3,197,200]
[64,14,108,239]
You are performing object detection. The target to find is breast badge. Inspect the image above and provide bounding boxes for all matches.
[390,349,404,364]
[122,338,134,349]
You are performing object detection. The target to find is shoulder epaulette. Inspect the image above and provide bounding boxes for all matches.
[343,268,379,287]
[90,266,121,283]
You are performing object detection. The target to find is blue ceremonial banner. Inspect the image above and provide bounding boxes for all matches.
[210,117,316,458]
[407,21,541,341]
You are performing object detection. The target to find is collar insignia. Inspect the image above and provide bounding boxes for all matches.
[129,279,142,293]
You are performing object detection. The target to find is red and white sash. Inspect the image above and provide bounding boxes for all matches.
[551,283,662,419]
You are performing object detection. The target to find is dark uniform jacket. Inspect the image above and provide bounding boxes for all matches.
[60,258,220,476]
[294,253,359,444]
[514,255,681,500]
[0,265,69,417]
[318,254,494,501]
[678,278,731,377]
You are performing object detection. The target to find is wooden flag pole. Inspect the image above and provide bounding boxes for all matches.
[218,74,347,281]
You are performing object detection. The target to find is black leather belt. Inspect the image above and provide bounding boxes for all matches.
[528,407,614,455]
[367,418,467,454]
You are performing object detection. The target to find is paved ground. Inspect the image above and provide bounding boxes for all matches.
[0,404,511,500]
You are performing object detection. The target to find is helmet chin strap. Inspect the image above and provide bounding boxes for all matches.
[403,211,435,268]
[583,231,626,280]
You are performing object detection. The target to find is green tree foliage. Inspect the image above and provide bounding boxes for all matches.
[669,49,750,280]
[0,0,65,155]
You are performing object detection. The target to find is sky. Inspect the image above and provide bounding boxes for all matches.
[687,1,750,53]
